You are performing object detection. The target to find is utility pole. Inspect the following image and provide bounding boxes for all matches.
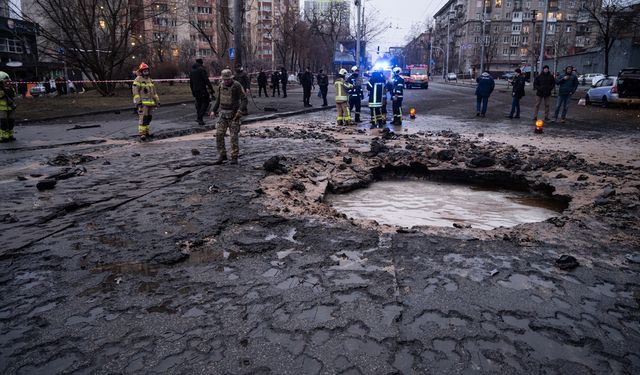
[233,0,243,68]
[531,9,537,78]
[538,0,549,74]
[480,0,486,73]
[446,12,452,77]
[355,0,362,69]
[428,27,433,75]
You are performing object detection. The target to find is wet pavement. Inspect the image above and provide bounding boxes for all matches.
[1,85,640,374]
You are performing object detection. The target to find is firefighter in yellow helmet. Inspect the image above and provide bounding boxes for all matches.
[334,68,353,125]
[0,71,17,143]
[132,63,160,141]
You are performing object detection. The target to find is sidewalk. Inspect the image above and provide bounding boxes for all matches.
[2,85,336,151]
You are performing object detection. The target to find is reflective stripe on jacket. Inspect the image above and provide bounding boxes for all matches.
[132,76,159,106]
[335,78,351,102]
[0,87,15,111]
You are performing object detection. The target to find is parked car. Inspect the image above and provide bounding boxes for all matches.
[29,84,47,97]
[501,72,516,80]
[578,73,604,85]
[585,73,640,107]
[446,72,457,81]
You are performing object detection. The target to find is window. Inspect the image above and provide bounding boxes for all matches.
[197,48,212,56]
[548,24,555,33]
[197,20,213,28]
[522,25,530,32]
[0,38,23,53]
[474,36,481,43]
[503,48,509,54]
[503,35,510,43]
[510,47,518,54]
[197,7,212,14]
[506,12,510,18]
[520,48,527,56]
[566,25,572,32]
[506,1,511,6]
[512,23,521,32]
[154,3,168,12]
[526,1,531,7]
[496,0,502,8]
[522,36,528,44]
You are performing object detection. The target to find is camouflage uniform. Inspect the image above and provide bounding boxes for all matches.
[211,78,248,161]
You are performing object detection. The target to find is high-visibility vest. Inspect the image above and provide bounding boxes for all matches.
[367,79,384,108]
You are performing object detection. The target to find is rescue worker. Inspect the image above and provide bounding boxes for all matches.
[391,67,405,125]
[317,69,329,106]
[366,69,385,127]
[381,77,393,124]
[301,67,314,107]
[347,66,364,122]
[257,68,268,97]
[0,71,16,142]
[211,69,248,165]
[334,68,353,125]
[132,63,160,141]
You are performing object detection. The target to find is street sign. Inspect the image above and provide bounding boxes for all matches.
[228,48,235,60]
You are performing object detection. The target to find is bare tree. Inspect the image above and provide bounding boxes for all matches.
[304,2,351,68]
[583,0,640,75]
[21,0,170,95]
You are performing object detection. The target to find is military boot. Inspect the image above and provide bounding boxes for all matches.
[213,154,228,165]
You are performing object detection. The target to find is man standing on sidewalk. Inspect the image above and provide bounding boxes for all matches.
[280,67,288,98]
[317,69,329,106]
[507,68,525,119]
[257,69,268,97]
[475,72,495,117]
[553,65,579,123]
[271,70,280,97]
[211,69,248,165]
[189,58,215,126]
[533,65,555,121]
[301,67,314,107]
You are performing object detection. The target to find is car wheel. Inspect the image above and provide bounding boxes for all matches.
[585,95,591,105]
[602,96,609,108]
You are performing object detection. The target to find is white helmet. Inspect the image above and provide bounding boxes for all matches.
[393,67,402,75]
[339,68,348,76]
[0,71,10,81]
[351,66,359,72]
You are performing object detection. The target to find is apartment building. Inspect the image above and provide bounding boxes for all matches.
[433,0,598,75]
[0,0,39,79]
[246,0,299,68]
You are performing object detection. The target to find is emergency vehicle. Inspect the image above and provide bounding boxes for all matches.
[401,64,429,89]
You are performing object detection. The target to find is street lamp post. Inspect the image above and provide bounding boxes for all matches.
[428,27,433,75]
[355,0,362,69]
[446,11,454,77]
[538,0,550,74]
[480,0,486,73]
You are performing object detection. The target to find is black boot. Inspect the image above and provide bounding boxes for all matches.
[213,154,228,165]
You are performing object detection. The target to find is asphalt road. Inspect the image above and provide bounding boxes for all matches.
[1,86,639,374]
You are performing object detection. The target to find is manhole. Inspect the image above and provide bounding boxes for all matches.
[327,180,566,230]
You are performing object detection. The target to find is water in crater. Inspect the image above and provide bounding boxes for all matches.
[327,180,565,230]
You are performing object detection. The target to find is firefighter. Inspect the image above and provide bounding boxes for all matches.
[391,67,405,125]
[381,76,393,124]
[0,71,16,142]
[132,63,160,141]
[334,68,353,125]
[347,66,364,122]
[366,69,385,127]
[211,69,248,165]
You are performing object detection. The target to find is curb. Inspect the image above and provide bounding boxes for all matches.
[16,100,195,126]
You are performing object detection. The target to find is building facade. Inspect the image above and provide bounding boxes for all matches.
[433,0,599,76]
[0,0,38,79]
[246,0,299,69]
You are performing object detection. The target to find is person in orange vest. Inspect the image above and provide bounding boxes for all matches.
[334,68,353,125]
[0,71,17,142]
[132,63,160,141]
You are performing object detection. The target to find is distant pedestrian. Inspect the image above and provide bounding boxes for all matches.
[507,68,525,119]
[316,69,329,106]
[17,79,27,98]
[533,65,555,121]
[475,71,495,117]
[271,70,280,97]
[257,69,268,97]
[280,67,288,98]
[553,65,579,123]
[189,58,215,126]
[301,67,314,107]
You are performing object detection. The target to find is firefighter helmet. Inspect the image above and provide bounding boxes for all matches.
[393,67,402,75]
[138,62,149,72]
[339,68,348,76]
[0,71,10,81]
[351,66,359,72]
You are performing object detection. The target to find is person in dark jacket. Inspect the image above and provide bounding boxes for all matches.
[189,58,215,126]
[347,66,364,122]
[280,67,288,98]
[533,65,555,121]
[507,68,526,119]
[234,66,250,94]
[257,69,268,97]
[301,67,314,107]
[271,70,280,97]
[553,65,579,123]
[475,72,495,117]
[317,69,329,106]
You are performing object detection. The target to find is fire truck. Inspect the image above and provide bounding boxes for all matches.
[401,64,429,89]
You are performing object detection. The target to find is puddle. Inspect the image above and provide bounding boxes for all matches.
[327,180,564,230]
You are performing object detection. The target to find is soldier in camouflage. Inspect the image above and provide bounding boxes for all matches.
[211,69,248,165]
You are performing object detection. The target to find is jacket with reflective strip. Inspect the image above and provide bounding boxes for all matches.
[367,78,385,108]
[392,76,405,98]
[0,86,15,111]
[334,78,352,102]
[132,76,159,106]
